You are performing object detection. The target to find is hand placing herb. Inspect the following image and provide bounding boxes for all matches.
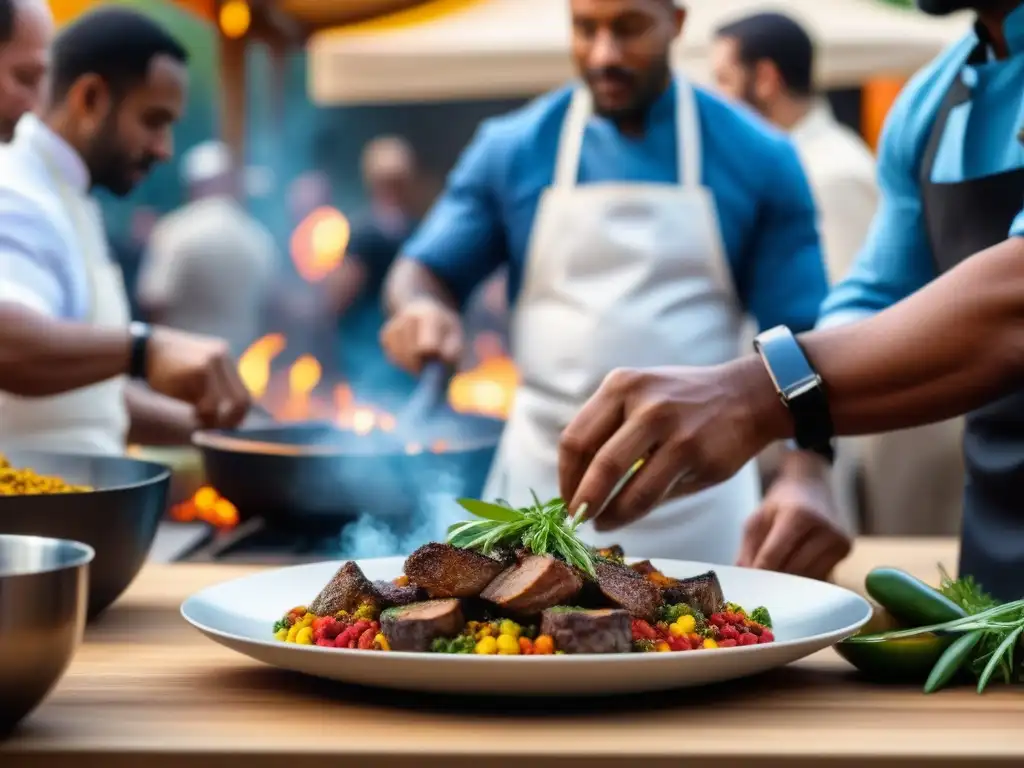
[447,493,597,578]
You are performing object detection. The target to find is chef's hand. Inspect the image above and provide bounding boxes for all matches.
[559,358,789,530]
[145,327,251,429]
[381,298,463,374]
[737,452,852,580]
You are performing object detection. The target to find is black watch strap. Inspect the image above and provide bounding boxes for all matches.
[753,325,835,464]
[128,321,152,380]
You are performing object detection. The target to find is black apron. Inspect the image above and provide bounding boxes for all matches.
[921,38,1024,602]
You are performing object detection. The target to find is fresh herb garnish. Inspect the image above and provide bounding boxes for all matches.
[848,597,1024,693]
[447,492,597,578]
[938,565,999,614]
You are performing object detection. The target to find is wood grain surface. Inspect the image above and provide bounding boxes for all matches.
[3,537,1023,768]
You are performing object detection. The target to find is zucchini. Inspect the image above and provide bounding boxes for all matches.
[836,632,956,682]
[865,567,967,628]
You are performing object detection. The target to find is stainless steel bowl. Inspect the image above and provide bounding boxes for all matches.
[0,534,93,734]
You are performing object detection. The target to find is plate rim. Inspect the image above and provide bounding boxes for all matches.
[180,556,873,662]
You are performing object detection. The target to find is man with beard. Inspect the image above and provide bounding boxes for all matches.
[712,11,967,545]
[711,13,877,286]
[380,0,838,568]
[0,8,251,453]
[0,0,50,142]
[557,0,1024,597]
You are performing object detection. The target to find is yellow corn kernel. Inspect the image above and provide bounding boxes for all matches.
[286,623,300,643]
[655,641,671,652]
[475,635,498,655]
[274,628,288,641]
[374,633,390,651]
[498,620,521,639]
[295,626,314,645]
[496,634,520,655]
[674,615,697,635]
[475,625,493,639]
[703,638,718,650]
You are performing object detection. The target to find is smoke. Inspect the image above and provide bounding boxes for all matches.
[336,468,471,559]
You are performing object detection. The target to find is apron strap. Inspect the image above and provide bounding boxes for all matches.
[675,77,701,189]
[553,76,702,189]
[919,39,987,188]
[553,87,592,188]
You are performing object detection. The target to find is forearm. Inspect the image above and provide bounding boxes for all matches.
[384,257,459,316]
[323,257,368,317]
[745,237,1024,442]
[0,303,132,396]
[125,382,197,446]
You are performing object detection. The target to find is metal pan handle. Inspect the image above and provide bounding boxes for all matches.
[400,360,455,423]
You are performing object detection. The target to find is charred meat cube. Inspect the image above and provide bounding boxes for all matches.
[663,570,725,617]
[540,607,632,654]
[308,561,379,616]
[595,545,626,564]
[403,543,505,598]
[480,555,584,615]
[380,599,466,652]
[594,561,663,622]
[373,580,426,608]
[631,559,683,588]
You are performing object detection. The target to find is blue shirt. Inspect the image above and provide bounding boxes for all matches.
[403,79,828,333]
[821,8,1024,327]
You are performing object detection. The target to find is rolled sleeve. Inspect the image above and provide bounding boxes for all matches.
[0,199,69,317]
[401,121,508,304]
[740,140,829,333]
[818,92,936,330]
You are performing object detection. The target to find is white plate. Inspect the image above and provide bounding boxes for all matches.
[181,557,871,696]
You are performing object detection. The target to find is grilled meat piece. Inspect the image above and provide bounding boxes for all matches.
[480,555,583,615]
[380,599,465,652]
[540,607,632,654]
[308,561,380,616]
[403,543,506,598]
[594,561,663,621]
[663,570,725,616]
[373,580,426,608]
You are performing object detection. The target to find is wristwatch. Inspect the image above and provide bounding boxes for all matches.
[753,325,835,464]
[128,321,152,380]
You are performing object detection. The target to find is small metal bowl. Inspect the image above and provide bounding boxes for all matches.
[0,534,93,734]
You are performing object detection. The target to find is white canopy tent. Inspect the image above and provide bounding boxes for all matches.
[307,0,973,105]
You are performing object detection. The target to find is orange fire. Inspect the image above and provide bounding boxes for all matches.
[180,332,519,528]
[170,486,239,527]
[290,206,350,283]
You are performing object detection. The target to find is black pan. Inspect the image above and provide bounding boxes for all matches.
[192,363,505,526]
[0,449,170,619]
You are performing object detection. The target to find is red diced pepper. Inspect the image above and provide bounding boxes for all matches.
[718,638,738,648]
[759,629,775,643]
[357,628,377,650]
[739,632,759,646]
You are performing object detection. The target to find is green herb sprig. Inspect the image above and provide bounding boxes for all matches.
[848,597,1024,693]
[446,492,597,577]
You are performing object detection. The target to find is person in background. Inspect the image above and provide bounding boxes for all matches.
[137,140,277,356]
[381,0,843,571]
[322,136,423,404]
[109,205,158,321]
[711,12,877,285]
[711,12,953,544]
[557,0,1023,598]
[0,0,48,142]
[0,8,250,454]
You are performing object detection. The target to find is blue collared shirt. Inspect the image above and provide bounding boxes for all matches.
[402,79,828,333]
[820,7,1024,327]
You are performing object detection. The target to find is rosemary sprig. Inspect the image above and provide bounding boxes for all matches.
[447,493,597,577]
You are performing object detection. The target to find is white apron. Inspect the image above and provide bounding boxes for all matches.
[0,130,130,455]
[482,80,760,562]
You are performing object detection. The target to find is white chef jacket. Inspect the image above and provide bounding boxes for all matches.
[137,195,276,355]
[790,99,879,285]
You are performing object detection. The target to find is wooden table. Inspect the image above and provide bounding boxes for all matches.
[3,537,1022,768]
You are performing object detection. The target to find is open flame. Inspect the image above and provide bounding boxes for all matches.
[184,325,518,529]
[290,206,350,283]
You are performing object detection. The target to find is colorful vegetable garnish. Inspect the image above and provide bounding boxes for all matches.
[447,493,597,577]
